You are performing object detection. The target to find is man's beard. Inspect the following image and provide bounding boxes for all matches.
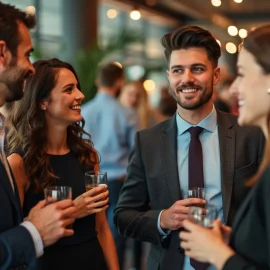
[169,84,213,110]
[5,79,24,102]
[3,58,26,102]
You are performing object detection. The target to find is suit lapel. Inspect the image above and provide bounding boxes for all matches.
[161,115,181,203]
[0,162,22,220]
[217,111,235,223]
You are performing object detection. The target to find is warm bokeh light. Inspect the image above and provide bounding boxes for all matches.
[226,42,237,54]
[239,29,248,38]
[114,62,122,68]
[228,25,238,36]
[25,6,36,15]
[234,0,243,3]
[216,39,221,47]
[143,80,155,93]
[107,9,117,19]
[130,10,141,20]
[211,0,222,7]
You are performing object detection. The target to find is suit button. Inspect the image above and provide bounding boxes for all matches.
[178,247,184,253]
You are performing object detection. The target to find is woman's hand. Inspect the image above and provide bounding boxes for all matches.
[220,222,232,244]
[73,185,109,219]
[179,219,235,269]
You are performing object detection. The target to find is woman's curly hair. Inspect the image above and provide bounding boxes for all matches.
[7,58,99,192]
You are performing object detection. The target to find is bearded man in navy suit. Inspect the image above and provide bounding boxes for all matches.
[0,3,76,269]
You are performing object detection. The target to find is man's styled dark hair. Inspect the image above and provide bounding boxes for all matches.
[97,62,124,87]
[0,2,36,56]
[161,25,221,67]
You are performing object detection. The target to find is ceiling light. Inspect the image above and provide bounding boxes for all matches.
[234,0,243,3]
[107,9,117,19]
[143,80,155,93]
[239,29,248,38]
[114,62,122,68]
[211,0,222,7]
[228,25,238,36]
[25,6,36,15]
[130,9,141,20]
[226,42,237,54]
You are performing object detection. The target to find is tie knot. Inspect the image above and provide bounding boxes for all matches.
[188,126,203,138]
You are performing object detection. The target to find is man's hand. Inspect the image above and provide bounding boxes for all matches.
[160,198,206,230]
[73,185,109,219]
[27,199,76,247]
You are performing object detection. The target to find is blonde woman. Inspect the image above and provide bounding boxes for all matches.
[119,81,156,130]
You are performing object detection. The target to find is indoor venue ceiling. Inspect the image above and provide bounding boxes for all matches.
[106,0,270,44]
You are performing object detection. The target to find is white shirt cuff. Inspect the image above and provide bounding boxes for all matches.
[157,210,171,237]
[21,221,44,258]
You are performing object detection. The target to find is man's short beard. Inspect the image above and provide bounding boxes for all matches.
[169,87,213,110]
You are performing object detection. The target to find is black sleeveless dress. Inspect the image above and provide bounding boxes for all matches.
[23,151,108,270]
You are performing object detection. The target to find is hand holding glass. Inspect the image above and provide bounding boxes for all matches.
[44,186,73,228]
[85,171,107,191]
[181,187,206,208]
[44,186,72,205]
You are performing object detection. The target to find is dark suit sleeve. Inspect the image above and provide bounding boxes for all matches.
[223,168,270,270]
[0,226,36,269]
[114,132,168,248]
[223,254,269,270]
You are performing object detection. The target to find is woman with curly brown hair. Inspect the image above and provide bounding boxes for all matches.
[6,58,119,270]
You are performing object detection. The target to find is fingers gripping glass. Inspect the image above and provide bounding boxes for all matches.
[85,171,107,191]
[188,204,218,228]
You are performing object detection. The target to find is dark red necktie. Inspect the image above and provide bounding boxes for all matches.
[188,126,208,270]
[188,127,204,189]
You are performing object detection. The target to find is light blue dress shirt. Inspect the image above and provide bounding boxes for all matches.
[81,92,138,181]
[158,107,222,270]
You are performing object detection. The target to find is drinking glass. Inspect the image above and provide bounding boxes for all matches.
[44,186,73,229]
[188,203,218,228]
[44,186,72,205]
[181,187,206,208]
[85,171,107,191]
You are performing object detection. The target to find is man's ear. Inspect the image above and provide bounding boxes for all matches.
[0,41,11,68]
[213,67,221,86]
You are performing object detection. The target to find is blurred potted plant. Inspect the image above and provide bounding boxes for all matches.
[76,28,142,103]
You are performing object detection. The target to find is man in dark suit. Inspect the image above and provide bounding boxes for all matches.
[0,3,76,269]
[114,26,264,270]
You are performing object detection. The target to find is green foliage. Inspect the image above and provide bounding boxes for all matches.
[76,28,142,103]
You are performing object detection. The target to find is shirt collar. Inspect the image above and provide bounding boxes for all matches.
[176,106,217,135]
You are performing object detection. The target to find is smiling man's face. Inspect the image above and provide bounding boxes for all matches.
[167,47,220,111]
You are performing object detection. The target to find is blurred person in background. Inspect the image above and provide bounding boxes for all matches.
[119,80,157,270]
[179,24,270,270]
[82,62,138,270]
[7,58,118,270]
[154,86,177,123]
[214,77,238,114]
[119,80,157,130]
